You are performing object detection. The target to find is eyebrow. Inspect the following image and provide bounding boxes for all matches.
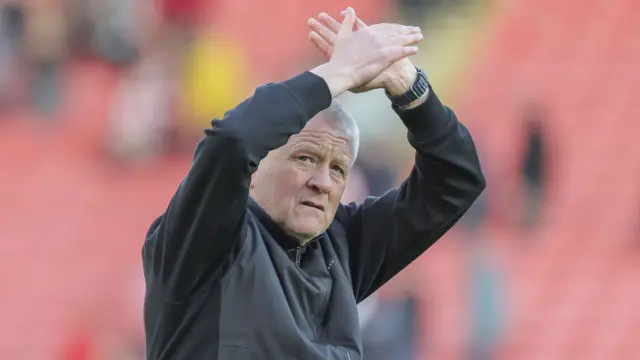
[292,145,352,164]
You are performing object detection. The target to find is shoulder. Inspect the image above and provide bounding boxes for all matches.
[334,201,359,226]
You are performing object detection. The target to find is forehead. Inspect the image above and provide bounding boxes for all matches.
[286,117,355,158]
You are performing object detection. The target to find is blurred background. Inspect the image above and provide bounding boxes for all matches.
[1,0,639,358]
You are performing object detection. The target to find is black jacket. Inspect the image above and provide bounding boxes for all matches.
[142,71,485,359]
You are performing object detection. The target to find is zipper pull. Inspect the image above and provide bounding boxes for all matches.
[295,247,302,266]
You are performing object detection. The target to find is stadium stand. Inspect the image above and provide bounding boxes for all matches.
[455,0,640,359]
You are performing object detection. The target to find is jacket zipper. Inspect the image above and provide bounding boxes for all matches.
[340,347,351,360]
[295,246,302,266]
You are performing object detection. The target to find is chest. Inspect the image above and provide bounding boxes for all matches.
[217,221,361,359]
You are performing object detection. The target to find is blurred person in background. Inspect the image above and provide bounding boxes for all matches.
[142,7,484,359]
[358,267,422,360]
[66,0,149,65]
[178,32,250,146]
[0,0,24,107]
[103,0,205,162]
[106,46,173,162]
[520,102,547,229]
[359,292,420,360]
[347,153,422,360]
[103,0,171,161]
[349,149,420,360]
[397,0,433,25]
[457,141,504,360]
[1,1,23,45]
[23,0,68,116]
[396,0,467,26]
[340,163,370,205]
[462,233,505,360]
[355,144,399,197]
[66,0,93,57]
[86,0,144,67]
[158,0,212,148]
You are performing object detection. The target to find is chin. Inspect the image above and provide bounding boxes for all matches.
[288,221,326,241]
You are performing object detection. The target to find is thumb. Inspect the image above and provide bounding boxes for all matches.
[338,7,356,36]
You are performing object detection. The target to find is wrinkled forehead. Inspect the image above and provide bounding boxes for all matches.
[287,116,356,160]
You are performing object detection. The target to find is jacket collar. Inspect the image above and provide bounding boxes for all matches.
[247,197,323,250]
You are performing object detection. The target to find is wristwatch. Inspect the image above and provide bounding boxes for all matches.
[385,68,429,107]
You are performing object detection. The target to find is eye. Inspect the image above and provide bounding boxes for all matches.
[331,165,345,176]
[297,155,314,163]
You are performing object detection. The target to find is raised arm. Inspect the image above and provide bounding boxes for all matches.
[143,72,332,301]
[336,87,486,302]
[143,10,425,302]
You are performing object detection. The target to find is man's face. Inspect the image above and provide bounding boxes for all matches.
[250,116,356,242]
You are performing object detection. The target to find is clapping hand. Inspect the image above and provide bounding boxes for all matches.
[309,8,423,97]
[308,10,420,95]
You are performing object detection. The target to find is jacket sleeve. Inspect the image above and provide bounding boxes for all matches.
[336,87,486,303]
[143,72,332,302]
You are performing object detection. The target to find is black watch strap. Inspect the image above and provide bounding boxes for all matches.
[385,68,429,107]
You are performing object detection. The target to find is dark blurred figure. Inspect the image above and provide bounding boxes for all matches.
[23,0,68,115]
[67,0,151,66]
[397,0,469,25]
[102,0,178,162]
[2,1,23,43]
[66,0,93,58]
[360,293,420,360]
[90,0,142,66]
[355,143,399,197]
[458,140,504,360]
[0,1,25,107]
[397,0,430,26]
[520,104,547,228]
[464,236,505,360]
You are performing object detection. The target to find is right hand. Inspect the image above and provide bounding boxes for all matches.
[311,7,423,97]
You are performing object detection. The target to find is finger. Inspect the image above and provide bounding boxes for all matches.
[392,32,424,46]
[397,25,422,36]
[340,11,368,31]
[309,31,333,57]
[383,46,419,63]
[307,18,337,44]
[338,7,356,35]
[354,17,368,30]
[318,12,341,33]
[372,24,422,36]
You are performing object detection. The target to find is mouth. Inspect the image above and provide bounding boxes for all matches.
[300,201,325,211]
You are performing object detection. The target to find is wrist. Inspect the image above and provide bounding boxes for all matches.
[310,63,352,98]
[384,62,418,96]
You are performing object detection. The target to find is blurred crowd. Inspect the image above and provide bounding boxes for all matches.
[0,0,241,158]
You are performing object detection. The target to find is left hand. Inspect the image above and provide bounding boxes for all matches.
[308,12,419,94]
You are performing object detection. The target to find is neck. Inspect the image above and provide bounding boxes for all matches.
[247,198,308,249]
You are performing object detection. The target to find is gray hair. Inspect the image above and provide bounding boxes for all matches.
[321,100,360,160]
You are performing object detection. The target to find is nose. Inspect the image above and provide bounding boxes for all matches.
[307,166,332,194]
